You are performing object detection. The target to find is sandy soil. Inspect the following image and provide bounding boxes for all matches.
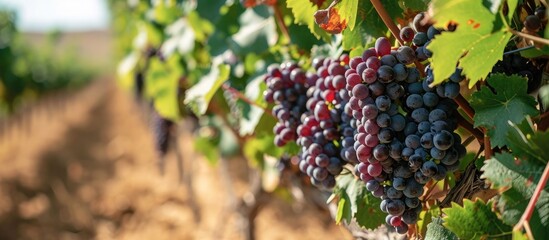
[0,79,351,240]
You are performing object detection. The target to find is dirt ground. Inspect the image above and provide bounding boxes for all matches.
[0,79,353,240]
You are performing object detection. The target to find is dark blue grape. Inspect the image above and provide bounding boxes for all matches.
[434,130,454,150]
[378,65,395,83]
[375,95,391,111]
[429,109,447,123]
[387,187,404,199]
[403,179,424,198]
[411,108,429,122]
[423,92,439,107]
[394,64,408,81]
[432,164,447,181]
[444,82,460,99]
[406,94,424,109]
[376,113,392,128]
[405,134,421,149]
[393,177,407,190]
[420,132,434,149]
[421,160,438,177]
[401,209,419,224]
[417,121,431,135]
[386,199,406,216]
[366,179,380,191]
[381,54,397,67]
[390,114,406,132]
[430,147,446,160]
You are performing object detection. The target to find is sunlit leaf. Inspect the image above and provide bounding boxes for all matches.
[184,58,230,115]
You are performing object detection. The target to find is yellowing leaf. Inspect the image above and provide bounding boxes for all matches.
[428,0,517,87]
[314,7,347,34]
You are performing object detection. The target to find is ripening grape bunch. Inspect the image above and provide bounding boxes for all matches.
[262,9,476,233]
[343,35,468,233]
[264,62,308,147]
[294,55,353,189]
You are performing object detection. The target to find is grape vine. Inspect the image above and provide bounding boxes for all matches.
[110,0,549,239]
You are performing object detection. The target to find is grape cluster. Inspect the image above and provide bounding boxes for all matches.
[295,55,353,189]
[151,109,174,157]
[491,51,545,93]
[523,5,547,34]
[344,36,467,234]
[401,12,462,99]
[264,62,308,147]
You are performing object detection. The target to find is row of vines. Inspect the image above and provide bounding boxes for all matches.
[0,11,94,115]
[110,0,549,239]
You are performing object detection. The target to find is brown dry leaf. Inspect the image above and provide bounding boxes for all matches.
[314,7,347,34]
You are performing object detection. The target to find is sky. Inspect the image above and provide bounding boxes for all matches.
[0,0,110,32]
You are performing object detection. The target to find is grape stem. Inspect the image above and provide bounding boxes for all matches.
[456,114,484,144]
[513,160,549,239]
[272,3,291,44]
[208,101,248,144]
[370,0,404,45]
[483,133,492,159]
[511,29,549,46]
[222,83,275,118]
[454,94,475,120]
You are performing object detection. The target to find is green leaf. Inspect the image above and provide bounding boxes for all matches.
[342,20,375,51]
[507,118,549,164]
[336,190,352,224]
[286,0,331,41]
[336,0,359,31]
[229,6,278,56]
[239,74,267,136]
[399,0,428,11]
[539,85,549,111]
[194,135,220,165]
[417,205,441,236]
[145,55,183,121]
[184,59,230,115]
[425,217,458,240]
[335,174,385,229]
[428,0,515,87]
[443,199,512,240]
[470,74,538,147]
[243,134,284,169]
[481,152,549,238]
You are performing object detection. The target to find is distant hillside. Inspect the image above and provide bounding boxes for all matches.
[23,30,114,72]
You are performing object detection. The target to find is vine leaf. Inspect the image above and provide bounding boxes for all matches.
[481,152,549,238]
[470,74,538,147]
[238,74,267,136]
[335,0,358,31]
[145,56,183,121]
[425,217,458,240]
[243,134,283,170]
[229,7,278,55]
[507,118,549,164]
[286,0,330,41]
[194,136,220,165]
[539,85,549,111]
[184,58,230,115]
[334,174,385,229]
[428,0,516,87]
[399,0,428,11]
[442,199,512,240]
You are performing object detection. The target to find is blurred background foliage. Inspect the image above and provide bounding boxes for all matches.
[0,10,95,115]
